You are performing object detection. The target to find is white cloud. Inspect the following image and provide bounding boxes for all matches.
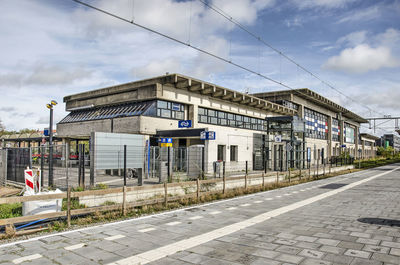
[337,30,368,47]
[26,64,92,86]
[133,58,182,79]
[337,5,380,23]
[375,28,400,47]
[290,0,358,9]
[285,17,303,27]
[323,44,399,74]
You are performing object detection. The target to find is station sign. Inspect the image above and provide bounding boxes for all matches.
[159,137,173,147]
[178,120,192,128]
[200,131,216,140]
[341,144,347,148]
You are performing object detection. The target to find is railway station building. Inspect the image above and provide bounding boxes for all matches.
[57,73,367,174]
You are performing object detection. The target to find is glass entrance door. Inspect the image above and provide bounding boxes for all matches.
[273,144,284,171]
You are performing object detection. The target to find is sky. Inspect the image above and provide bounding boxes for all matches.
[0,0,399,136]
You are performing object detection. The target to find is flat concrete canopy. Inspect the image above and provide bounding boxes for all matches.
[253,88,368,123]
[62,73,297,116]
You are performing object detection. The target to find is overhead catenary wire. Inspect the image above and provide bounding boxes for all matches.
[71,0,390,130]
[71,0,294,90]
[70,0,350,118]
[197,0,385,117]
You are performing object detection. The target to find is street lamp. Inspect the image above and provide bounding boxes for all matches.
[46,100,57,187]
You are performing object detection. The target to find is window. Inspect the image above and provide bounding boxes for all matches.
[217,145,225,161]
[198,107,265,131]
[304,108,328,140]
[230,145,238,161]
[156,100,184,120]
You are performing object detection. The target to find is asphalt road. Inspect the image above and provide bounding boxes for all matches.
[1,164,400,265]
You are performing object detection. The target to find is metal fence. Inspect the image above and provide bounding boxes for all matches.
[1,145,356,190]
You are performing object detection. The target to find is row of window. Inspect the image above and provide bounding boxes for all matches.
[156,100,184,120]
[217,145,238,161]
[198,107,265,131]
[304,108,328,140]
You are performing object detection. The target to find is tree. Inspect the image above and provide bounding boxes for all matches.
[0,119,4,131]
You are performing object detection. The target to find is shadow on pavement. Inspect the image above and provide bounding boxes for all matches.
[358,217,400,227]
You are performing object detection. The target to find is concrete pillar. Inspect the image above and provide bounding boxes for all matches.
[327,116,333,159]
[355,126,359,159]
[189,105,197,128]
[339,120,345,155]
[298,104,305,118]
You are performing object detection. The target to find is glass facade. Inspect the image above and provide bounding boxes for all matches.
[345,123,355,144]
[156,100,184,120]
[270,100,299,111]
[198,107,265,131]
[332,118,340,142]
[304,108,328,140]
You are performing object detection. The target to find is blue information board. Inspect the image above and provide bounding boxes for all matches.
[178,120,192,128]
[200,131,216,140]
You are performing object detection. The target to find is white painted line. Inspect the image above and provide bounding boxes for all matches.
[292,191,298,194]
[210,211,221,215]
[253,200,263,203]
[265,198,273,201]
[189,215,203,220]
[13,254,42,264]
[240,203,251,207]
[105,234,126,241]
[65,243,86,251]
[227,207,237,210]
[300,189,306,191]
[0,166,381,249]
[107,166,399,265]
[276,195,282,198]
[166,221,181,226]
[283,193,290,196]
[138,228,156,233]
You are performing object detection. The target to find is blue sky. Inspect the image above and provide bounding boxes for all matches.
[0,0,399,136]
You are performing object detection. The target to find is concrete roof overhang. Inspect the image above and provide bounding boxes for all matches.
[359,133,380,141]
[63,73,297,116]
[164,74,297,116]
[252,88,368,124]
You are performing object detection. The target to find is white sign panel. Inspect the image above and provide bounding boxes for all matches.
[94,132,145,170]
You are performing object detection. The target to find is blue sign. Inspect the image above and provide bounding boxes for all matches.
[341,144,347,148]
[158,138,172,143]
[43,129,49,136]
[207,131,216,140]
[200,131,216,140]
[178,120,192,128]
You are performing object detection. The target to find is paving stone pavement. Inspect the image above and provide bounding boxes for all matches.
[1,164,400,265]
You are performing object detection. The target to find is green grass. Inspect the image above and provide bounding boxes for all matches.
[0,203,22,219]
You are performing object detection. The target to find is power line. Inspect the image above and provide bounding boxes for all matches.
[197,0,385,117]
[72,0,292,90]
[70,0,324,105]
[71,0,382,124]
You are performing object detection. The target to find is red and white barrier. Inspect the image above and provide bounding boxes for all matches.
[24,168,41,195]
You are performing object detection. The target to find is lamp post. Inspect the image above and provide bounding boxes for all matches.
[46,100,57,187]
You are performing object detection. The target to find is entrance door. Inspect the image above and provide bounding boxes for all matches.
[273,144,284,171]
